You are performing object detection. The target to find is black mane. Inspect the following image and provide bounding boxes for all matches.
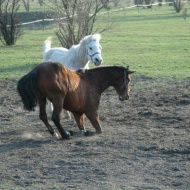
[76,68,88,79]
[76,66,128,80]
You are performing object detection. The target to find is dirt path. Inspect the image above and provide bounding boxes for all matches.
[0,79,190,190]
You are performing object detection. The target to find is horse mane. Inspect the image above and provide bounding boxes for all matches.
[66,34,101,52]
[83,34,101,44]
[78,34,101,50]
[76,66,127,80]
[76,68,88,79]
[86,65,126,72]
[69,34,101,68]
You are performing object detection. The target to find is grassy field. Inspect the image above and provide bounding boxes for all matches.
[0,5,190,86]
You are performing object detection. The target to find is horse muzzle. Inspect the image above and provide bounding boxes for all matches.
[119,94,129,101]
[94,58,103,66]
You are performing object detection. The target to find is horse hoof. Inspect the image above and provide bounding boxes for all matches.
[84,130,102,136]
[84,130,94,137]
[63,131,70,139]
[69,130,85,137]
[78,130,86,136]
[69,130,74,136]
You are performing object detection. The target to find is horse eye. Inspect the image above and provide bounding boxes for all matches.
[89,47,92,50]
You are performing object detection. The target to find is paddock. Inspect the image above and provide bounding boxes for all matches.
[0,78,189,189]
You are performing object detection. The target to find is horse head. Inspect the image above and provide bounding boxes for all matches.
[84,34,103,66]
[116,66,135,101]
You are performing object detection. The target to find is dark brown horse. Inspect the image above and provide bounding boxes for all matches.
[17,62,134,139]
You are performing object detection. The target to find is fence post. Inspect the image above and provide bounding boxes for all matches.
[42,18,44,31]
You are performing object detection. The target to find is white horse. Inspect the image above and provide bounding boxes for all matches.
[43,34,103,118]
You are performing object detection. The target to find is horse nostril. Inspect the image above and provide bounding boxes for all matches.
[125,96,129,100]
[95,58,99,62]
[95,58,103,63]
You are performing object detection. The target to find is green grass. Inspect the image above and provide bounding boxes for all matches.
[0,5,190,86]
[0,29,58,79]
[100,6,190,79]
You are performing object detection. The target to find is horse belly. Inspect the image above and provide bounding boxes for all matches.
[63,92,86,112]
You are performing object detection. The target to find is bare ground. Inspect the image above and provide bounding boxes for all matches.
[0,77,190,190]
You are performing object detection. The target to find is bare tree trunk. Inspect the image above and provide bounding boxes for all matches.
[0,0,23,46]
[22,0,30,12]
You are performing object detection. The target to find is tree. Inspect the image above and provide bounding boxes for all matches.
[46,0,110,48]
[172,0,185,13]
[0,0,23,46]
[22,0,30,11]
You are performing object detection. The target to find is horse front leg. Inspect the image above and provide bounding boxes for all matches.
[69,112,86,136]
[51,100,70,139]
[85,112,102,136]
[38,97,58,138]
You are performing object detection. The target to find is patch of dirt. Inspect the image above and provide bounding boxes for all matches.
[0,79,190,190]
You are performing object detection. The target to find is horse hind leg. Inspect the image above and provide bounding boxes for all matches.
[39,97,59,138]
[51,99,70,139]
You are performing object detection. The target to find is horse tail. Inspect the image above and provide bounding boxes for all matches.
[17,70,39,111]
[43,36,52,61]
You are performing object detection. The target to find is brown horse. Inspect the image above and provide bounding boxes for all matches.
[17,62,134,139]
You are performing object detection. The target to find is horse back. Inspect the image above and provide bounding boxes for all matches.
[44,47,68,62]
[36,62,71,99]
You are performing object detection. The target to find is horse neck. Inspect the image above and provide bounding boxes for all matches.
[90,68,119,93]
[74,42,89,68]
